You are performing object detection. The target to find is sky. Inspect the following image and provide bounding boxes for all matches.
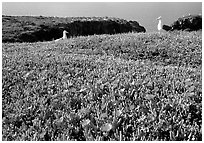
[2,2,202,32]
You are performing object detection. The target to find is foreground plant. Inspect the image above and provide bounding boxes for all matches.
[2,31,202,141]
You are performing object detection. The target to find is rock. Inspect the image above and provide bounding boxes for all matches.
[162,25,172,31]
[171,15,202,31]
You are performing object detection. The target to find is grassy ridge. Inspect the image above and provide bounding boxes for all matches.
[2,31,202,141]
[3,31,201,68]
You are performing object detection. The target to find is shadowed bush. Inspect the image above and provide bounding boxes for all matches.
[2,15,146,43]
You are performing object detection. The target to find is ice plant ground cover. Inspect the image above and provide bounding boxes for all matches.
[2,31,202,141]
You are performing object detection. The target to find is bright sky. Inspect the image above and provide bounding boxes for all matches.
[2,1,202,32]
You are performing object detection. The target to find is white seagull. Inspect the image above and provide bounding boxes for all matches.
[156,16,162,33]
[54,30,68,42]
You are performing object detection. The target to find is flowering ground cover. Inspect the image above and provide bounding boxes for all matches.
[2,31,202,141]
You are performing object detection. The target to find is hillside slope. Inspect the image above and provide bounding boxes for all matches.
[2,15,146,43]
[2,31,202,141]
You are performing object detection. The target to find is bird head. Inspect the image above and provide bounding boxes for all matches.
[156,16,162,20]
[63,30,68,34]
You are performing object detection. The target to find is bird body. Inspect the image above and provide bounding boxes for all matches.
[54,37,63,42]
[156,16,162,32]
[157,20,162,31]
[62,30,68,39]
[54,30,68,42]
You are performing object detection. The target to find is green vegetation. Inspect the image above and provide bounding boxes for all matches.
[2,31,202,141]
[2,15,145,43]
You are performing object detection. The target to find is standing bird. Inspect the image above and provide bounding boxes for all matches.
[54,30,68,42]
[156,16,162,33]
[62,30,68,39]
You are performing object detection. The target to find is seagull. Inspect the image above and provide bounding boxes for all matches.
[156,16,162,33]
[54,30,68,42]
[62,30,68,39]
